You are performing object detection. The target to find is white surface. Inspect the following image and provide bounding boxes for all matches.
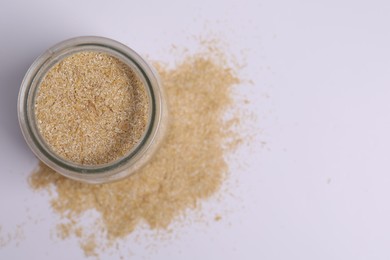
[1,0,390,259]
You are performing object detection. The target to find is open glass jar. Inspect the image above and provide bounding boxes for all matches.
[18,36,168,184]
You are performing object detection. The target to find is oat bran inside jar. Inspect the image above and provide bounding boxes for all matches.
[34,51,149,165]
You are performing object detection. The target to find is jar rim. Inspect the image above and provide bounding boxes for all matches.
[18,36,165,183]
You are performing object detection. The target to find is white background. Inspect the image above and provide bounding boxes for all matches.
[1,0,390,259]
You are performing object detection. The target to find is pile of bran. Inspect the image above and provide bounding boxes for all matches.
[29,45,243,256]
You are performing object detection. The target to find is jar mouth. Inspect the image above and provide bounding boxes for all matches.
[18,37,162,181]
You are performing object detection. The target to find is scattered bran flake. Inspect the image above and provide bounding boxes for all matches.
[80,234,98,257]
[29,47,242,256]
[214,215,222,222]
[35,51,149,165]
[57,223,71,239]
[0,224,25,248]
[75,227,83,238]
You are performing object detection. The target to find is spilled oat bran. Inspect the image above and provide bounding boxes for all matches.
[29,47,242,256]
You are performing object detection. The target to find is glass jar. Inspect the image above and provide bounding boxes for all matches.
[18,36,168,184]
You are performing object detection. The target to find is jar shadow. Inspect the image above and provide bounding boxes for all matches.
[0,52,37,158]
[0,28,81,174]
